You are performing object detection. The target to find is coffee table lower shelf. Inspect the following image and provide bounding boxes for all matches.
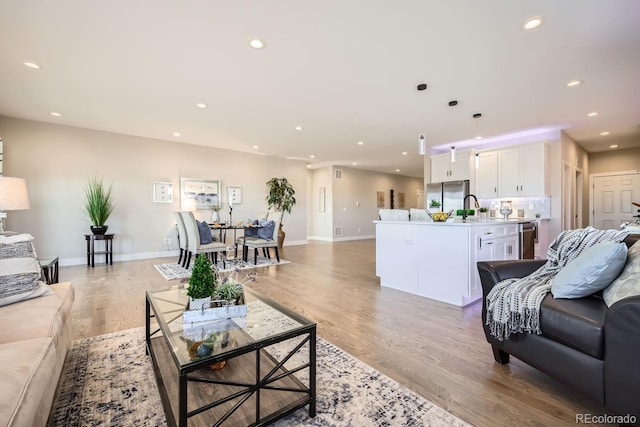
[147,333,315,427]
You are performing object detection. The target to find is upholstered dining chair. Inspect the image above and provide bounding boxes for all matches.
[174,211,189,267]
[238,216,281,265]
[180,211,227,269]
[235,210,284,258]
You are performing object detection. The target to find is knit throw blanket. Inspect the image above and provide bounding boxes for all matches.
[486,226,629,341]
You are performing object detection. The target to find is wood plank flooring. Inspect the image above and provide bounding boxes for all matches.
[61,239,606,426]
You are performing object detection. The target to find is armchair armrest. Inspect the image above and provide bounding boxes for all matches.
[603,295,640,418]
[477,259,547,297]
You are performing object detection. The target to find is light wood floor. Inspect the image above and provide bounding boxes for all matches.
[62,239,605,427]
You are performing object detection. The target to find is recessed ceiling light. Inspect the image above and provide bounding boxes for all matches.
[566,79,583,88]
[24,62,41,69]
[253,145,260,149]
[523,17,543,31]
[352,162,358,166]
[195,103,208,109]
[249,38,266,49]
[49,112,62,117]
[600,131,610,136]
[309,155,315,159]
[475,136,483,140]
[401,151,408,155]
[173,132,181,137]
[609,144,619,149]
[587,111,599,117]
[295,126,303,131]
[395,169,400,172]
[357,141,364,146]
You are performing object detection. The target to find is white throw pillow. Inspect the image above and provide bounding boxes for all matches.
[551,242,628,299]
[603,240,640,307]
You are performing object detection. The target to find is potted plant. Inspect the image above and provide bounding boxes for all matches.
[84,176,114,235]
[478,206,489,220]
[187,254,216,311]
[429,199,441,212]
[214,281,243,305]
[265,177,296,248]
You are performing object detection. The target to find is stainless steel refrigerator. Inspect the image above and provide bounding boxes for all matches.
[426,180,470,212]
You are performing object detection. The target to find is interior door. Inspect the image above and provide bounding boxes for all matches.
[592,173,640,229]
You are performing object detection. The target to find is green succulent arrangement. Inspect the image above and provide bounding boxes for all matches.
[187,254,216,299]
[214,281,243,303]
[429,199,441,208]
[479,206,488,213]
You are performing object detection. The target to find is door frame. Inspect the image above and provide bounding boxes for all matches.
[589,169,640,226]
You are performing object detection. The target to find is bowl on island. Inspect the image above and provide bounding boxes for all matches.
[427,210,453,222]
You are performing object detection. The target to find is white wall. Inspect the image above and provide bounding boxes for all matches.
[309,166,422,241]
[0,116,308,265]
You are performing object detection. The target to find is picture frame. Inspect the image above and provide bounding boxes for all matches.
[227,186,242,205]
[376,191,384,208]
[153,181,173,203]
[398,192,406,208]
[180,178,221,210]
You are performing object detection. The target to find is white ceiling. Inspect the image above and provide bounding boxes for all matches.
[1,1,639,178]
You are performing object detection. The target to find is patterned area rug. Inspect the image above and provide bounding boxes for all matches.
[48,327,469,427]
[154,256,290,280]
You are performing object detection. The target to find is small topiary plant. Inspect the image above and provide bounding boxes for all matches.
[187,254,216,300]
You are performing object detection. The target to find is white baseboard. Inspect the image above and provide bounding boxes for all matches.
[308,235,375,242]
[60,250,179,267]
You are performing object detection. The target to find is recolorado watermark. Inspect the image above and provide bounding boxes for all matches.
[576,413,636,424]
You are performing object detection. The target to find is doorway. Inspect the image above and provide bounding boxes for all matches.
[591,171,640,229]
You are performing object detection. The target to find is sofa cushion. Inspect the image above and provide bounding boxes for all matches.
[0,337,62,427]
[540,294,608,359]
[257,220,275,240]
[551,242,627,299]
[0,282,74,347]
[603,239,640,307]
[196,220,213,244]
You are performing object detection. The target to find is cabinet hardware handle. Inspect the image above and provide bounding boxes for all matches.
[486,242,493,245]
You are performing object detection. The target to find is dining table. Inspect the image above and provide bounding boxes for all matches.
[209,222,262,260]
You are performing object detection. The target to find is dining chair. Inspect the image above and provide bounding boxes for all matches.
[234,210,283,258]
[239,217,281,265]
[174,211,189,267]
[181,211,227,269]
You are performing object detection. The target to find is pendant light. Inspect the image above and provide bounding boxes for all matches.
[417,83,427,155]
[450,146,456,162]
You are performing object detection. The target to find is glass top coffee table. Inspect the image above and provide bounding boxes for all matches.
[145,285,316,427]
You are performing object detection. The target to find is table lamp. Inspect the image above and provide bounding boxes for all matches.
[0,176,31,232]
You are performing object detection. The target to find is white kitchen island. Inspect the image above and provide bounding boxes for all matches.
[375,220,520,307]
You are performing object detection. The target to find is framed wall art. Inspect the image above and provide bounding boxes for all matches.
[180,178,221,210]
[153,181,173,203]
[227,186,242,205]
[376,191,384,208]
[398,192,406,208]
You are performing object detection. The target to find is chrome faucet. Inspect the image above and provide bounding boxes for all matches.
[462,194,480,221]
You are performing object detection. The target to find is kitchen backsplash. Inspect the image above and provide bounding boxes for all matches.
[477,196,551,219]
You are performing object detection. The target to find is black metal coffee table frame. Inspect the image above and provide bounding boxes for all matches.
[145,288,316,427]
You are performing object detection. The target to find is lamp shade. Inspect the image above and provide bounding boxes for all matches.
[0,177,30,211]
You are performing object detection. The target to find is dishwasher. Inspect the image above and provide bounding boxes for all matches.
[519,221,537,259]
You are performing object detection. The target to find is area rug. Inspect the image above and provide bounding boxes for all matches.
[48,327,470,427]
[154,256,290,280]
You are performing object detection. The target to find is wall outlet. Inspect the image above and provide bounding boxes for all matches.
[167,237,172,245]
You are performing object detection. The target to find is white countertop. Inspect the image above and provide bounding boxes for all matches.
[374,218,548,227]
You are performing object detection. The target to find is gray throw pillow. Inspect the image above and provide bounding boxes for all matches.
[257,220,275,240]
[196,220,213,244]
[603,240,640,307]
[551,242,628,299]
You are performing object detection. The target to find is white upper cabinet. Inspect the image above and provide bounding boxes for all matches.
[497,143,548,197]
[431,149,471,182]
[475,151,498,198]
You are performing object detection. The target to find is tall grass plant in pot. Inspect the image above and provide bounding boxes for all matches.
[84,176,114,235]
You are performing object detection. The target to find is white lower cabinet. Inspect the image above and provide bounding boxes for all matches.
[375,221,520,307]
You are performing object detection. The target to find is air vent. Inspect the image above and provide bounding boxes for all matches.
[334,226,343,237]
[335,169,342,179]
